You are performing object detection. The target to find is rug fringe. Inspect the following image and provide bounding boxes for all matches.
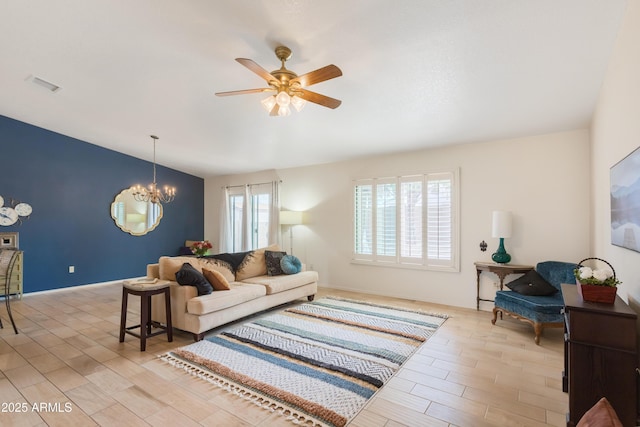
[160,353,333,427]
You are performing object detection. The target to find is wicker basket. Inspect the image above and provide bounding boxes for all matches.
[575,257,618,304]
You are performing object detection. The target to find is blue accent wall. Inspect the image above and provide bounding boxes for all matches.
[0,115,204,293]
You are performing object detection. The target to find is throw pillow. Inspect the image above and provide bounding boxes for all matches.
[506,270,558,296]
[576,397,622,427]
[236,244,280,281]
[198,258,235,283]
[175,263,213,296]
[202,267,231,291]
[281,254,302,275]
[265,250,287,276]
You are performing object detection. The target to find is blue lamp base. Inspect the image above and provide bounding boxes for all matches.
[491,238,511,264]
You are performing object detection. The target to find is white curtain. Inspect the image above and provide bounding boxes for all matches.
[269,180,281,247]
[242,184,252,251]
[219,187,232,253]
[218,180,281,253]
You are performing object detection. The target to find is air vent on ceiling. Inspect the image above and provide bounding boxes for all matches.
[29,76,61,93]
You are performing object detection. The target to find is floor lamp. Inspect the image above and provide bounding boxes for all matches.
[280,211,304,255]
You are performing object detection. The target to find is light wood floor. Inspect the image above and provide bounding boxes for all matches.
[0,283,567,426]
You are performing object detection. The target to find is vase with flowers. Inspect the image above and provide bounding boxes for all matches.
[191,240,212,257]
[573,257,621,304]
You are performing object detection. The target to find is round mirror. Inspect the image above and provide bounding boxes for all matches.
[111,187,163,236]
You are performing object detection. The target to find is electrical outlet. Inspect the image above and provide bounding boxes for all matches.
[69,266,75,273]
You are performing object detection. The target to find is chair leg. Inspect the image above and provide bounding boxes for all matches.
[119,287,128,343]
[491,307,500,325]
[5,294,18,334]
[533,323,542,345]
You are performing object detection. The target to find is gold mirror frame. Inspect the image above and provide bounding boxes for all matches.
[111,187,163,236]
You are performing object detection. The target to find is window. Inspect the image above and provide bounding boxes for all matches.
[353,170,459,271]
[227,187,272,252]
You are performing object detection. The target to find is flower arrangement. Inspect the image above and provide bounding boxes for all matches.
[191,240,212,257]
[574,259,621,288]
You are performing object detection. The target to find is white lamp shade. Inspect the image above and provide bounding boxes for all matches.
[280,210,304,225]
[492,211,512,238]
[261,95,276,112]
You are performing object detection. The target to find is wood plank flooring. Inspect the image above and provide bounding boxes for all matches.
[0,283,567,426]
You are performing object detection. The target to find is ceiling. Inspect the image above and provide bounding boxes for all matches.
[0,1,628,178]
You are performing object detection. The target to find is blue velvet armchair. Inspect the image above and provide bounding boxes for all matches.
[492,261,577,345]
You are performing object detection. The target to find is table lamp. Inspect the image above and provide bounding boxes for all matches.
[491,210,512,264]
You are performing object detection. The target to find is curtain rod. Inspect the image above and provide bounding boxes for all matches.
[224,180,281,189]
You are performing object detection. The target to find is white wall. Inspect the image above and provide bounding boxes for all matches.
[591,0,640,304]
[205,129,590,310]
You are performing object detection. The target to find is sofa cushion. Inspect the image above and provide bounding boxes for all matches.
[187,283,267,315]
[202,267,231,291]
[159,256,235,283]
[198,258,235,283]
[159,256,196,281]
[241,271,319,295]
[265,250,286,276]
[175,263,213,296]
[494,289,567,323]
[506,270,558,296]
[235,244,280,281]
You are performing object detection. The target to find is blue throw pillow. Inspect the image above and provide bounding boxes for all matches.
[280,255,302,275]
[175,263,213,296]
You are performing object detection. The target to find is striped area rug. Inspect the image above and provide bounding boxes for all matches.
[161,297,447,427]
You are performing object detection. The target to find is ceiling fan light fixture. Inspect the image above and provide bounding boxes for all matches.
[276,91,291,107]
[291,95,306,112]
[278,105,291,117]
[261,95,277,112]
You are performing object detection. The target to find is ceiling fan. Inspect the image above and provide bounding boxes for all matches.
[215,46,342,116]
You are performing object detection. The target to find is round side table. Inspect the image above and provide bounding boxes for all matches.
[119,279,172,351]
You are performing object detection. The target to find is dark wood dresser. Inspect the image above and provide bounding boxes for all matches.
[561,284,638,426]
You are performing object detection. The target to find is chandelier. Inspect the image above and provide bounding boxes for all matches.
[132,135,176,204]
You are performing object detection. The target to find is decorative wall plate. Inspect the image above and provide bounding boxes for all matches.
[0,207,18,226]
[14,203,32,217]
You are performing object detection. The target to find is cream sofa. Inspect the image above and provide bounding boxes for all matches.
[148,247,318,341]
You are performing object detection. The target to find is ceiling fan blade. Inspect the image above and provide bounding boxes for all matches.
[297,88,342,109]
[291,64,342,87]
[215,88,275,97]
[236,58,280,85]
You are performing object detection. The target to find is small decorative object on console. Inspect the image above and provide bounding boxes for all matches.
[190,241,212,257]
[574,257,621,304]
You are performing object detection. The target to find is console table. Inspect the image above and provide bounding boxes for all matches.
[474,261,534,310]
[561,284,638,426]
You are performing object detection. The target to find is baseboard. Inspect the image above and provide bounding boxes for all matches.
[22,276,146,297]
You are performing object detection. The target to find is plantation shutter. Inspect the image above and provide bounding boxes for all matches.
[376,180,396,260]
[426,172,453,266]
[354,182,373,258]
[400,177,423,262]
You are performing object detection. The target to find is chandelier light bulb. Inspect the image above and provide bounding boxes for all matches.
[276,91,291,107]
[261,95,277,112]
[291,95,306,112]
[277,105,291,116]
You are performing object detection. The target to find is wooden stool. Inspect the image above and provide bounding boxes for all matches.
[119,280,172,351]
